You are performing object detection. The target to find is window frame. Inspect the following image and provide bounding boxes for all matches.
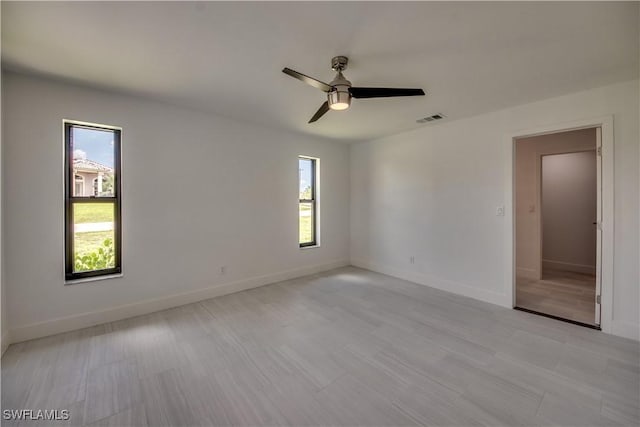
[64,121,122,281]
[299,156,318,248]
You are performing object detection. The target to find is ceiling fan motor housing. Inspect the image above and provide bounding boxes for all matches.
[328,70,352,110]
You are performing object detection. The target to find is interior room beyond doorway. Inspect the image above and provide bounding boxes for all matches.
[515,128,599,326]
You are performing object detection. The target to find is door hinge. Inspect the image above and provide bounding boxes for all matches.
[597,146,602,156]
[596,295,601,304]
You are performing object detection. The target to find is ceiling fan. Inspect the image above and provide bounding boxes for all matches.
[282,56,425,123]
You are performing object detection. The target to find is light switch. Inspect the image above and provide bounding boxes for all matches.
[496,206,505,216]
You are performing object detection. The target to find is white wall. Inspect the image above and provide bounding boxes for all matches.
[515,128,596,279]
[351,79,639,340]
[542,151,597,273]
[0,62,6,354]
[2,72,350,342]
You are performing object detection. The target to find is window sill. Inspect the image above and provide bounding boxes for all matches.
[65,273,124,286]
[300,244,321,250]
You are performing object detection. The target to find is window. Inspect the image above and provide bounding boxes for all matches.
[299,156,318,247]
[74,174,84,196]
[65,122,121,280]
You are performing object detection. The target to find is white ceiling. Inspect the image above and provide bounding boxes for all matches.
[2,2,638,142]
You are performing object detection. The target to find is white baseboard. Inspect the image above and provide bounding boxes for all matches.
[351,259,511,308]
[611,320,640,342]
[516,267,539,280]
[9,259,349,343]
[542,259,596,275]
[1,329,9,356]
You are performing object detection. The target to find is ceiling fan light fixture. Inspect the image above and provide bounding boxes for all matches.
[328,88,351,110]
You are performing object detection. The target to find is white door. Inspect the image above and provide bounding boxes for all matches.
[595,127,602,325]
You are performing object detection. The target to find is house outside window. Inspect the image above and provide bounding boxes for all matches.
[73,159,113,197]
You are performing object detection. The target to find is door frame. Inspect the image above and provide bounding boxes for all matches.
[504,116,614,333]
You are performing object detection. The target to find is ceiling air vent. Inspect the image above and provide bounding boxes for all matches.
[417,113,445,123]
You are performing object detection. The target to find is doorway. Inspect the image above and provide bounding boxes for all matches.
[514,127,601,327]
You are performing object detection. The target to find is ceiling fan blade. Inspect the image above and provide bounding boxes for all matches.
[283,68,332,92]
[349,87,425,99]
[308,101,330,123]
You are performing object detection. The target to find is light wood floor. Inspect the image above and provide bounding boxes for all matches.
[2,267,638,426]
[516,269,597,325]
